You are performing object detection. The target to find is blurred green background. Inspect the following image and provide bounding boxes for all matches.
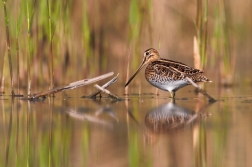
[0,0,251,95]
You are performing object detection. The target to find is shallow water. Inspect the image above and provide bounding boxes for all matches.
[1,85,252,167]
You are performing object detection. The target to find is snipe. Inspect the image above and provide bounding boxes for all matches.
[125,48,212,98]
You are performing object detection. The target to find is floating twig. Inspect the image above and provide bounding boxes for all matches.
[85,73,119,98]
[185,77,216,102]
[94,84,121,100]
[27,72,114,99]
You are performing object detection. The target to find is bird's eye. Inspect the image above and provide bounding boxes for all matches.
[146,52,149,56]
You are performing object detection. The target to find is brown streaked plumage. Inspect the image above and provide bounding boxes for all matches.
[125,48,212,98]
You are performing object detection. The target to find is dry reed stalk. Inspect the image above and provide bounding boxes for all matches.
[0,41,4,91]
[193,36,201,69]
[138,84,141,95]
[125,49,131,95]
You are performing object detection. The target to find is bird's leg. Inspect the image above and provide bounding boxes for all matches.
[170,91,175,98]
[170,97,176,104]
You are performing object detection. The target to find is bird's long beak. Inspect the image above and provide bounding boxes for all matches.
[125,58,148,87]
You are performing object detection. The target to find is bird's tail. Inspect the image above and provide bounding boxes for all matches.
[194,73,212,83]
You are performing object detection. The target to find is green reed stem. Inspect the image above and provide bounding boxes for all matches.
[25,0,36,96]
[211,0,233,85]
[16,38,20,94]
[129,0,141,70]
[2,0,15,95]
[26,0,31,95]
[196,0,202,32]
[196,0,208,70]
[202,0,208,67]
[47,0,54,90]
[16,0,24,95]
[220,0,230,73]
[82,0,92,68]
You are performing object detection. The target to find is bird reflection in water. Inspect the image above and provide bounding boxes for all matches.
[144,101,210,145]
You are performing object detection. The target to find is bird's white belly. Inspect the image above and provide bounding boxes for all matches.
[147,79,189,92]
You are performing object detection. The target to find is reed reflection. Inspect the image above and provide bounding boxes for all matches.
[5,98,13,167]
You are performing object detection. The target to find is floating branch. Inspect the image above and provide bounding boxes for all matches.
[185,77,215,102]
[94,84,121,100]
[85,73,119,98]
[27,72,114,99]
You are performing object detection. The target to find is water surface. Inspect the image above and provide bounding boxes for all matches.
[1,85,252,167]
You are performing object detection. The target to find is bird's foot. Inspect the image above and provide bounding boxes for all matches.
[169,91,176,103]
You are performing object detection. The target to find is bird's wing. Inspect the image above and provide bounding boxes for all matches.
[152,59,204,81]
[152,63,185,81]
